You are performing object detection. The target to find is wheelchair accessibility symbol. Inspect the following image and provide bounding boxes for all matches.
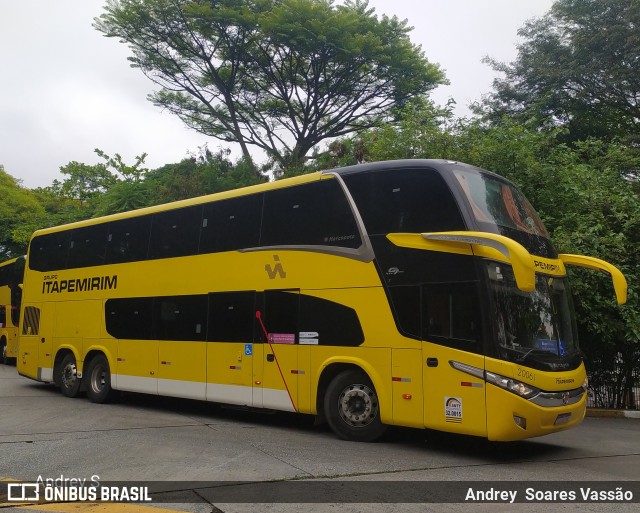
[244,344,253,356]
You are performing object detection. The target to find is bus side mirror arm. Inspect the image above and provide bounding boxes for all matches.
[386,231,536,293]
[558,254,628,305]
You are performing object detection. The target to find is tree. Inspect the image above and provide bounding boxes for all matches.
[50,160,117,207]
[90,150,152,215]
[480,0,640,143]
[95,0,445,174]
[44,149,150,218]
[0,166,47,259]
[146,147,265,203]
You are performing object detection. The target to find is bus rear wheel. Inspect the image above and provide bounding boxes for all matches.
[58,353,81,398]
[324,369,387,442]
[85,354,115,403]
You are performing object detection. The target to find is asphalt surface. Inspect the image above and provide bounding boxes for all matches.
[0,362,638,512]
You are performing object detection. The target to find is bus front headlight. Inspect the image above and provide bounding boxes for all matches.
[485,371,540,399]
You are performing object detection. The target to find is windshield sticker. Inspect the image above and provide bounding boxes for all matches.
[445,397,463,423]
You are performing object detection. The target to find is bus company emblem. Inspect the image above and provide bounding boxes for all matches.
[265,255,286,279]
[42,275,118,294]
[533,260,561,273]
[386,267,404,276]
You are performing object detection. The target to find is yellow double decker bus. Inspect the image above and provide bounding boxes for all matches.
[17,160,626,441]
[0,256,24,365]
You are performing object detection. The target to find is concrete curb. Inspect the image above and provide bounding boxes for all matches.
[586,408,640,419]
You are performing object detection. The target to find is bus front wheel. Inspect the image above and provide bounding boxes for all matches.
[324,369,387,442]
[85,354,115,403]
[58,353,81,398]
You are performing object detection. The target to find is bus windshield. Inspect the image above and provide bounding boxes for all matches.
[453,169,549,238]
[487,262,579,368]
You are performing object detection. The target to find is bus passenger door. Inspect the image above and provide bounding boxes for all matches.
[421,283,487,437]
[156,296,207,400]
[206,292,256,407]
[253,290,299,412]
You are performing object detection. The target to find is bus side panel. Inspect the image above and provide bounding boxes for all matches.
[115,339,159,394]
[54,300,103,375]
[0,289,20,359]
[17,303,40,379]
[18,302,55,382]
[391,348,424,428]
[6,326,19,358]
[422,344,487,437]
[158,340,207,400]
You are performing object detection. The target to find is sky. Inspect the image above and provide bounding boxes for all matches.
[0,0,554,189]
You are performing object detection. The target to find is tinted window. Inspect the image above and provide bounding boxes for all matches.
[261,180,361,248]
[298,294,364,347]
[105,297,153,340]
[388,285,421,338]
[422,282,481,351]
[0,306,5,327]
[29,232,70,271]
[0,266,9,287]
[67,224,108,269]
[0,257,24,287]
[149,206,202,260]
[11,287,21,326]
[259,290,300,343]
[343,168,465,235]
[154,295,207,341]
[105,216,151,264]
[199,194,263,254]
[208,291,256,342]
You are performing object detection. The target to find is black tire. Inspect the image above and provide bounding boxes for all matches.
[324,369,387,442]
[1,338,7,365]
[85,354,115,403]
[58,353,82,398]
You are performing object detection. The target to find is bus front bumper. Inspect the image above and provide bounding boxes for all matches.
[486,384,587,441]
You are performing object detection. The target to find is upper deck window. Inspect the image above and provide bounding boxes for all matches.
[342,167,465,236]
[261,179,361,248]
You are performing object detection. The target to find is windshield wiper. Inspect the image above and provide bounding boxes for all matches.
[515,348,555,363]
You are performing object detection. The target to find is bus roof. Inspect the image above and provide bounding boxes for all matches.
[0,256,24,269]
[28,159,498,238]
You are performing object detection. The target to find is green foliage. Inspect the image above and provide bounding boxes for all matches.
[144,147,265,204]
[38,149,150,220]
[95,0,445,175]
[311,99,459,169]
[93,181,152,216]
[0,166,46,259]
[90,149,151,215]
[480,0,640,144]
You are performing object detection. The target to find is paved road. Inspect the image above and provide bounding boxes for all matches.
[0,363,638,512]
